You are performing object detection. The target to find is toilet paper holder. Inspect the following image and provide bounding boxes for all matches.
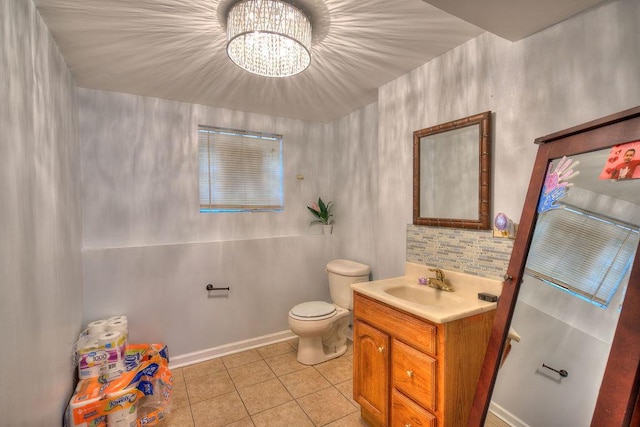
[206,284,230,291]
[542,363,568,378]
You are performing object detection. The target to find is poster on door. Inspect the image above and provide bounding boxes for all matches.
[599,141,640,180]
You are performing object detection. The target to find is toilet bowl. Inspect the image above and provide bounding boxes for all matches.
[288,259,370,365]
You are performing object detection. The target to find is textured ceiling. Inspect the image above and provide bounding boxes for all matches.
[422,0,608,42]
[36,0,606,122]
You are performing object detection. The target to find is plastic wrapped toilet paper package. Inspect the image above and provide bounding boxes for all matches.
[66,316,173,427]
[76,316,130,381]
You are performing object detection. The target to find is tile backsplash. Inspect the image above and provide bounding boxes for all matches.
[406,225,514,281]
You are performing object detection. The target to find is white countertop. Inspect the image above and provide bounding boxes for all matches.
[351,262,503,324]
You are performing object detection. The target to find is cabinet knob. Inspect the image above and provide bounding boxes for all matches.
[405,424,412,427]
[406,370,414,378]
[378,346,384,353]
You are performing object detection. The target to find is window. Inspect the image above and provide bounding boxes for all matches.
[525,205,639,307]
[198,126,283,212]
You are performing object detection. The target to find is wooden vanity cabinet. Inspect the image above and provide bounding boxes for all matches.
[353,292,495,427]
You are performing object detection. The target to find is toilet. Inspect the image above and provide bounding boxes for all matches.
[288,259,370,365]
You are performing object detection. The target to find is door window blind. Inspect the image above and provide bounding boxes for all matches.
[525,205,638,307]
[198,126,284,212]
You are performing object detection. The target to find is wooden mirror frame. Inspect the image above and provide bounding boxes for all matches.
[469,106,640,426]
[413,111,492,229]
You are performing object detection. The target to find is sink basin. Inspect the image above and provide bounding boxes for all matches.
[384,286,465,308]
[351,262,503,324]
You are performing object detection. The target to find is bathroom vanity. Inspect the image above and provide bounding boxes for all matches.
[351,263,501,426]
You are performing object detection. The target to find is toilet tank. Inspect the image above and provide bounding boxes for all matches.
[326,259,370,310]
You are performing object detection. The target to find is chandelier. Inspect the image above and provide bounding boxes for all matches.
[226,0,312,77]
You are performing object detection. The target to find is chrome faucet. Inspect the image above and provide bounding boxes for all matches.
[426,268,455,292]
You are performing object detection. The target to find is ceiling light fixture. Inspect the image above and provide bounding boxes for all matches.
[226,0,312,77]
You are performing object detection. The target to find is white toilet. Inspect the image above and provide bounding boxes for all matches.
[288,259,370,365]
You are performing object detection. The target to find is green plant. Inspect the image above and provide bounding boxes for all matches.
[307,197,333,225]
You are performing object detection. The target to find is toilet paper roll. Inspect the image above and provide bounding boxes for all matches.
[76,333,108,379]
[99,331,122,347]
[87,319,108,335]
[97,331,126,379]
[78,361,103,380]
[107,404,137,427]
[107,318,128,335]
[76,334,101,352]
[81,339,101,353]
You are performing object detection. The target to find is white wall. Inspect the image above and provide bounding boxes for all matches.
[79,90,332,248]
[82,236,337,357]
[78,89,379,359]
[329,102,379,269]
[1,0,83,424]
[375,0,640,279]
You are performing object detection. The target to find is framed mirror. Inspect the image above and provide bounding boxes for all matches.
[469,106,640,426]
[413,111,492,229]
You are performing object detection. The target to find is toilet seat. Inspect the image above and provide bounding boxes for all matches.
[289,301,336,321]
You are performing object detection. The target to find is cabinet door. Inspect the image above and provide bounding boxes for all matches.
[354,320,390,426]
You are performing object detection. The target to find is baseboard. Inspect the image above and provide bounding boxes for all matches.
[489,401,529,427]
[169,330,297,369]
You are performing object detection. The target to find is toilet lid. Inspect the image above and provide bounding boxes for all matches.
[290,301,336,320]
[326,259,370,276]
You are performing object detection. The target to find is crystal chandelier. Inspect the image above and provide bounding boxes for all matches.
[226,0,312,77]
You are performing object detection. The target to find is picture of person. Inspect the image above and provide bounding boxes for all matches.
[599,141,640,181]
[610,147,640,179]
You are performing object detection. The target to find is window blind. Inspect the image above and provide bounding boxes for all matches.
[198,126,284,212]
[525,205,638,307]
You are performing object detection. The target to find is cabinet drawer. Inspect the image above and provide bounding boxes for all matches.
[354,293,437,355]
[391,389,436,427]
[392,339,437,411]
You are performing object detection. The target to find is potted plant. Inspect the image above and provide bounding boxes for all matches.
[307,197,334,234]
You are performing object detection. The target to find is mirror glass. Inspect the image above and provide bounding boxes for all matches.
[413,111,491,229]
[419,125,479,219]
[485,145,640,426]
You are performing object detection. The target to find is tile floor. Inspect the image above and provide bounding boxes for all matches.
[485,412,510,427]
[163,339,369,427]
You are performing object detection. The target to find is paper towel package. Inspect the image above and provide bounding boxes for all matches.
[135,407,166,427]
[108,407,137,427]
[67,343,172,427]
[107,404,137,427]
